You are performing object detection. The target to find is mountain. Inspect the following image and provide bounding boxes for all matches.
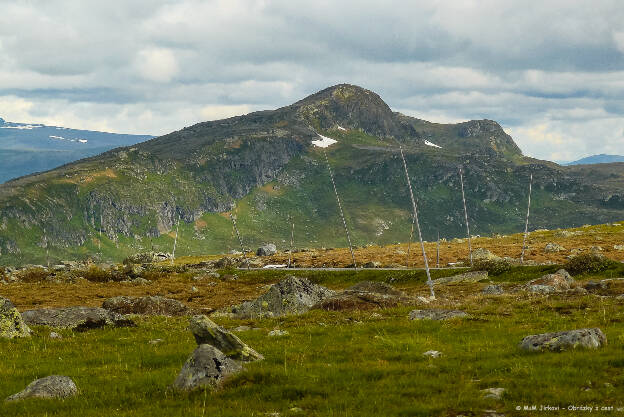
[0,84,623,265]
[564,154,624,166]
[0,117,153,183]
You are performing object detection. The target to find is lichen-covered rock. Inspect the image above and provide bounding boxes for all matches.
[256,244,277,256]
[482,284,504,295]
[189,315,263,361]
[433,271,488,285]
[519,328,606,352]
[6,375,77,401]
[408,309,468,320]
[544,242,566,253]
[102,296,190,316]
[172,344,242,391]
[313,281,414,311]
[21,306,134,331]
[229,276,335,318]
[0,297,31,338]
[472,248,501,261]
[123,251,171,264]
[526,269,574,292]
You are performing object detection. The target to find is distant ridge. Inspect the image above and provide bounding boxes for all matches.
[565,154,624,165]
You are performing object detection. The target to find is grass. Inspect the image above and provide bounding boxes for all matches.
[2,267,624,416]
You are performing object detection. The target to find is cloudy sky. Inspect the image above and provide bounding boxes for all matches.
[0,0,623,162]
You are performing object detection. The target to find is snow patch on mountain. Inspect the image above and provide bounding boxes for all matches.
[312,134,337,148]
[424,140,442,149]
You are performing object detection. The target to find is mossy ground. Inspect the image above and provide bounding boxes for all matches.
[2,266,624,416]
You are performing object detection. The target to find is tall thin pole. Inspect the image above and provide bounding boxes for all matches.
[98,213,102,257]
[171,214,180,265]
[406,213,415,268]
[230,213,248,269]
[43,227,49,268]
[398,145,434,298]
[288,219,295,268]
[521,173,533,263]
[322,149,356,269]
[436,231,440,268]
[459,168,473,266]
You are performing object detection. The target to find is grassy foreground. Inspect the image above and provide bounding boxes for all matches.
[2,269,624,416]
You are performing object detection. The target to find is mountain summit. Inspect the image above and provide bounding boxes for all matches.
[0,85,622,265]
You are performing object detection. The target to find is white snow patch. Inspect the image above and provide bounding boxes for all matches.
[312,134,337,148]
[78,139,88,143]
[263,264,288,269]
[337,125,347,131]
[0,124,41,130]
[424,140,442,149]
[49,135,65,140]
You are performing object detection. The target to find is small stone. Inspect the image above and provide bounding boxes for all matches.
[148,338,163,345]
[49,331,62,339]
[408,309,468,320]
[190,286,198,293]
[232,325,251,332]
[6,375,78,401]
[362,261,381,268]
[481,387,506,400]
[527,284,556,294]
[268,329,289,337]
[423,350,442,358]
[482,285,504,295]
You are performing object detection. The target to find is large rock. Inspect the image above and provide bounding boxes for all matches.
[526,269,574,292]
[256,244,277,256]
[123,251,172,264]
[408,309,468,320]
[172,344,242,391]
[102,296,190,316]
[189,315,263,362]
[519,328,606,352]
[21,307,134,331]
[472,248,501,261]
[433,271,488,285]
[0,297,31,338]
[313,281,414,311]
[544,242,566,253]
[6,375,78,401]
[230,276,335,318]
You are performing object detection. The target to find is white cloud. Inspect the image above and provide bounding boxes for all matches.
[135,48,179,83]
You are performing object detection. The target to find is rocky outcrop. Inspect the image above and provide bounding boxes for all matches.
[519,328,606,352]
[123,252,172,264]
[21,307,134,331]
[172,344,242,391]
[228,276,335,318]
[525,269,575,292]
[102,296,189,316]
[6,376,78,401]
[408,309,468,320]
[313,281,414,311]
[0,296,31,338]
[189,315,263,362]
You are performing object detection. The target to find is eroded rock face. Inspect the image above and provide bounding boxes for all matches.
[313,281,414,311]
[21,307,133,331]
[519,328,606,352]
[408,309,468,321]
[102,296,189,316]
[0,297,31,339]
[6,375,78,401]
[172,344,242,391]
[229,276,335,318]
[189,315,263,362]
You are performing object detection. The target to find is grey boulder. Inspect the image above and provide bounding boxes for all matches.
[408,309,468,320]
[482,285,504,295]
[0,296,31,339]
[230,276,335,318]
[172,344,242,391]
[256,244,277,256]
[102,295,190,316]
[433,271,488,285]
[21,306,134,331]
[189,315,263,362]
[6,375,78,401]
[519,328,606,352]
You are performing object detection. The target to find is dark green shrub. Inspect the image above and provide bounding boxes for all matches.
[564,253,618,275]
[471,259,512,276]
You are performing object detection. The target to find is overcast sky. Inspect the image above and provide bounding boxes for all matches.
[0,0,623,162]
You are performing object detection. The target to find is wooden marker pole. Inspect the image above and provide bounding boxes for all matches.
[459,168,473,266]
[436,231,440,268]
[171,214,180,265]
[230,213,249,269]
[398,145,434,298]
[521,173,533,263]
[288,219,295,268]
